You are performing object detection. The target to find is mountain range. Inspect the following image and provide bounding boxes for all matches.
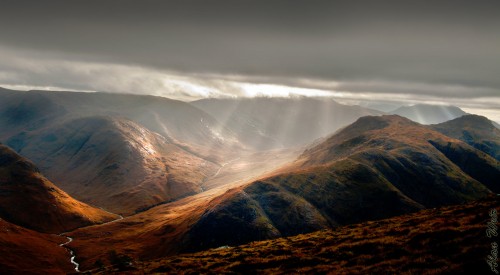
[57,114,499,271]
[0,87,499,273]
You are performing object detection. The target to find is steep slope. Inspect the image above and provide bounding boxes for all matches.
[391,104,466,124]
[184,115,499,251]
[6,116,219,215]
[430,114,500,160]
[192,97,382,149]
[0,144,117,233]
[135,196,499,275]
[0,218,74,274]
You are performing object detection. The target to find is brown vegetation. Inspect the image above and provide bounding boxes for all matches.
[127,196,500,274]
[0,218,73,274]
[0,144,118,233]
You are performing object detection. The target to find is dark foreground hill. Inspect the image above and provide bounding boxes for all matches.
[131,196,499,274]
[0,144,118,233]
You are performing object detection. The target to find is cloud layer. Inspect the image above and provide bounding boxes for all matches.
[0,1,499,120]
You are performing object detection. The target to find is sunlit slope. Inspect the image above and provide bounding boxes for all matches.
[430,114,500,160]
[0,218,73,274]
[6,116,218,215]
[184,115,499,251]
[0,89,243,161]
[0,144,117,233]
[391,104,466,124]
[192,97,382,149]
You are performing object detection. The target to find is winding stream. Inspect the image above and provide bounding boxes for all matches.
[58,212,123,272]
[59,235,80,272]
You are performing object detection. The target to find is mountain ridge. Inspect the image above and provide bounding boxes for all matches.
[0,144,118,233]
[5,116,219,215]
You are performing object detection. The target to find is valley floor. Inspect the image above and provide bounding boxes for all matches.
[98,196,499,274]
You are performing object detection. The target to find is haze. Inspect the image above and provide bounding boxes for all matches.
[0,0,499,121]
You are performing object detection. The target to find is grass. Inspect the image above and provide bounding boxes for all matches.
[106,195,499,274]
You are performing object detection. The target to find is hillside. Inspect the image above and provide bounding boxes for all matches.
[0,218,74,274]
[192,97,382,149]
[391,104,466,124]
[0,144,118,233]
[63,115,499,270]
[5,116,219,215]
[430,114,500,161]
[0,89,242,162]
[133,196,499,274]
[184,115,499,251]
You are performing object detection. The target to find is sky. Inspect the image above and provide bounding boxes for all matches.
[0,0,499,121]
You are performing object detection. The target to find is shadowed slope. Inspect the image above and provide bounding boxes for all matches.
[430,114,500,161]
[0,144,117,233]
[0,218,73,274]
[6,116,218,215]
[134,196,500,275]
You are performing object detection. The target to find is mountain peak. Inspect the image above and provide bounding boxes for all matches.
[391,104,467,124]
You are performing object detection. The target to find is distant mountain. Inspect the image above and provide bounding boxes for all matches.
[0,89,242,161]
[0,144,118,233]
[390,104,467,124]
[430,115,500,161]
[0,218,74,274]
[191,97,383,150]
[184,115,499,251]
[359,101,403,112]
[5,116,219,215]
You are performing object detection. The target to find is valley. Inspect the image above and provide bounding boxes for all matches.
[1,2,499,273]
[0,88,498,274]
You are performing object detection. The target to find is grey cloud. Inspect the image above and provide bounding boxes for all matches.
[0,1,499,90]
[0,0,499,123]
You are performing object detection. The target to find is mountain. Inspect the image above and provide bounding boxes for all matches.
[135,196,499,275]
[5,116,219,215]
[0,144,118,233]
[430,114,500,161]
[0,218,74,274]
[0,89,242,161]
[63,115,500,269]
[391,104,467,124]
[191,97,383,150]
[183,115,499,251]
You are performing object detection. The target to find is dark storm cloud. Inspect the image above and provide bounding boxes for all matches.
[1,0,499,92]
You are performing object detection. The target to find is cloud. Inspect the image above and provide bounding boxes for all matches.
[0,1,499,120]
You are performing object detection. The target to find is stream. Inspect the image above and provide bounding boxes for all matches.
[59,235,80,272]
